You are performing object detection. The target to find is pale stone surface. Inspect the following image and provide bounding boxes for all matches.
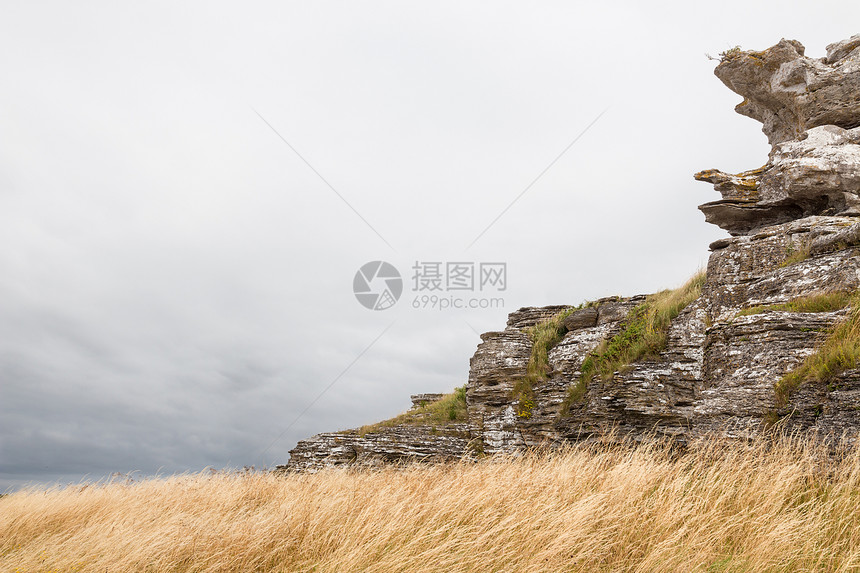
[410,393,443,408]
[697,35,860,235]
[761,126,860,210]
[697,126,860,234]
[466,325,536,454]
[279,424,471,472]
[714,36,860,145]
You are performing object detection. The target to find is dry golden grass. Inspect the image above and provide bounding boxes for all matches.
[4,435,860,572]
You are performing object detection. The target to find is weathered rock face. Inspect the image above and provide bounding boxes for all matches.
[283,424,471,472]
[698,126,860,234]
[557,297,706,442]
[714,36,860,146]
[465,215,860,450]
[410,393,443,408]
[467,298,642,454]
[282,35,860,471]
[697,36,860,235]
[562,306,598,331]
[763,126,860,210]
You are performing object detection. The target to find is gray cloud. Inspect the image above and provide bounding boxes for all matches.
[2,0,858,491]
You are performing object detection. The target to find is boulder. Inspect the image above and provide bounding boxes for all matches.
[714,36,860,145]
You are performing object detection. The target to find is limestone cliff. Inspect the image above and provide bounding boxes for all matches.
[696,35,860,234]
[282,35,860,472]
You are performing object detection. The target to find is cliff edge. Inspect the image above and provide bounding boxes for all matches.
[282,35,860,472]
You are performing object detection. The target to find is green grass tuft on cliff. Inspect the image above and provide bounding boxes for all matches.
[561,270,706,414]
[736,292,851,317]
[357,386,467,436]
[775,293,860,406]
[512,307,579,418]
[779,239,811,267]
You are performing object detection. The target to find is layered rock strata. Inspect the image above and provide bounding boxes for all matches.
[283,35,860,471]
[284,424,471,472]
[697,36,860,235]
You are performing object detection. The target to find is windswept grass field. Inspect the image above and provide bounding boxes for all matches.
[3,436,860,572]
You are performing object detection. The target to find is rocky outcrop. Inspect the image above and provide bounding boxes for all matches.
[466,215,860,448]
[714,36,860,146]
[284,424,471,472]
[763,126,860,209]
[410,394,443,407]
[467,297,642,454]
[698,126,860,234]
[282,35,860,472]
[697,36,860,235]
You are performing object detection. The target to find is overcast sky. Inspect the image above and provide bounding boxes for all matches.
[2,1,858,491]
